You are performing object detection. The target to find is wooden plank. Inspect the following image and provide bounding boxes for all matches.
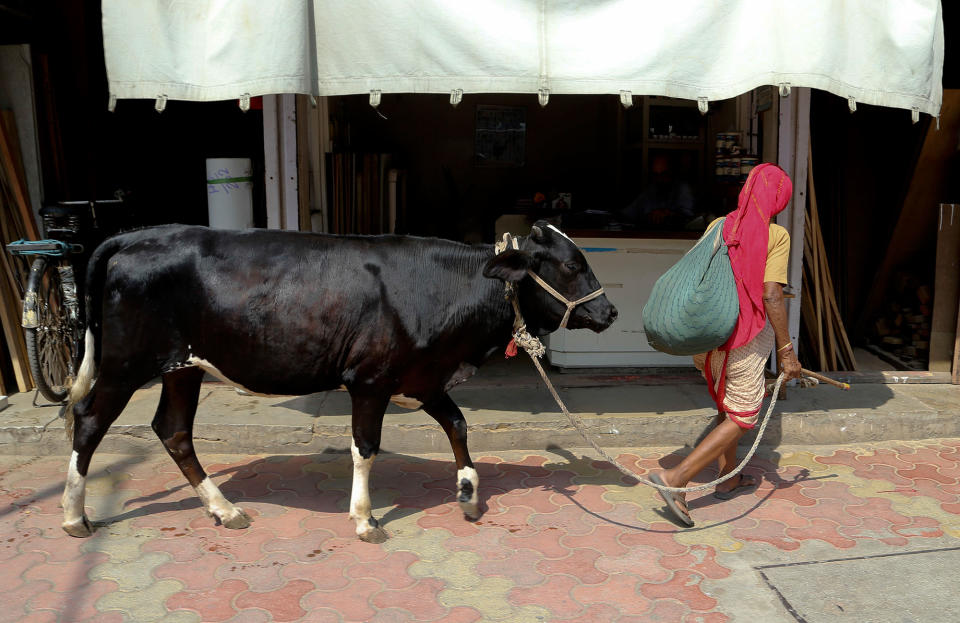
[0,261,31,392]
[783,88,809,353]
[930,203,960,371]
[295,96,312,233]
[953,290,960,384]
[263,95,282,230]
[807,143,858,371]
[280,94,299,231]
[807,162,827,370]
[0,111,40,240]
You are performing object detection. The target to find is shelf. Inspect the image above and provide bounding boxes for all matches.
[622,140,703,151]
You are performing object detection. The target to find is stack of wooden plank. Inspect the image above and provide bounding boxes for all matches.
[328,153,393,234]
[0,110,39,394]
[801,148,858,371]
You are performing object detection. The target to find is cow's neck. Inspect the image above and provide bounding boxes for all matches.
[461,244,525,360]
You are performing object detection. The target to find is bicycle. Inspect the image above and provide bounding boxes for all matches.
[5,198,127,403]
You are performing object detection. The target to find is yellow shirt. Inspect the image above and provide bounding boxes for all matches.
[706,218,790,285]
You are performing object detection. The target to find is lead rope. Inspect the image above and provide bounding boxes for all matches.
[525,347,784,494]
[494,232,784,494]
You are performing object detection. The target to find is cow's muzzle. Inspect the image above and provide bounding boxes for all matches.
[576,298,618,333]
[526,270,606,330]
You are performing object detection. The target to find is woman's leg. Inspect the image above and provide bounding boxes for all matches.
[660,417,746,491]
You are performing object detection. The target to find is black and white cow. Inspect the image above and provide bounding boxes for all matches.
[61,221,617,542]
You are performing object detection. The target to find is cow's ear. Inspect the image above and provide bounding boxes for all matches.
[483,249,532,282]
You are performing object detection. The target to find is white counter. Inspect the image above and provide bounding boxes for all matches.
[546,236,697,368]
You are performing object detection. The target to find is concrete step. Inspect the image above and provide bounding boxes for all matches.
[2,363,959,456]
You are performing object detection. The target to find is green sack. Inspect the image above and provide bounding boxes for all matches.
[641,218,738,356]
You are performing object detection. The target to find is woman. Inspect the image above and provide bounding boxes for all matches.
[650,163,803,527]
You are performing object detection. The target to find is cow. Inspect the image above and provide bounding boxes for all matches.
[60,221,617,542]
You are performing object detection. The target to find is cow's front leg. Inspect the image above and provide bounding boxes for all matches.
[348,392,390,543]
[423,394,480,520]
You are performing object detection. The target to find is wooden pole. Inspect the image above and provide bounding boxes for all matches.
[0,112,40,240]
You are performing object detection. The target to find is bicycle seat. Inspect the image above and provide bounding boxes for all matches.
[41,202,91,218]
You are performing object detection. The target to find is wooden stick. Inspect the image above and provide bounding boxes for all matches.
[807,146,858,371]
[0,112,40,240]
[800,368,851,390]
[806,189,827,369]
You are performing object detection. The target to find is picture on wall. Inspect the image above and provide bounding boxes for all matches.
[475,105,525,166]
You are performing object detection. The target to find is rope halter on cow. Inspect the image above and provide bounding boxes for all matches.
[493,231,605,357]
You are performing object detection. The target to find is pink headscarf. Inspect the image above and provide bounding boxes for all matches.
[721,163,793,351]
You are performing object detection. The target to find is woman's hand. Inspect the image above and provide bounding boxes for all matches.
[763,281,803,381]
[778,348,802,381]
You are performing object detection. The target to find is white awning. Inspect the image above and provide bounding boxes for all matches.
[102,0,944,116]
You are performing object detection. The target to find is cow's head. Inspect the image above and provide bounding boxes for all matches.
[483,220,618,335]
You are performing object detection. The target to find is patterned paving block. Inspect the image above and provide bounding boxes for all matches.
[1,440,960,622]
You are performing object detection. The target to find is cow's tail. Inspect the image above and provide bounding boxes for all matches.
[64,236,126,439]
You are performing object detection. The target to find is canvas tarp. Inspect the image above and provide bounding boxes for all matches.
[102,0,944,115]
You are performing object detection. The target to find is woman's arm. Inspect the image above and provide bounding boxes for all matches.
[763,281,802,380]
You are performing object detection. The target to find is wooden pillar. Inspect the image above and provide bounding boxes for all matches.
[263,94,300,231]
[775,87,811,355]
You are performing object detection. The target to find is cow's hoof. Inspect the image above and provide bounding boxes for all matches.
[357,518,388,544]
[359,526,389,544]
[459,500,481,520]
[221,508,252,530]
[62,515,94,538]
[458,484,481,520]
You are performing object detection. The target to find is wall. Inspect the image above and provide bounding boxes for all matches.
[0,44,42,223]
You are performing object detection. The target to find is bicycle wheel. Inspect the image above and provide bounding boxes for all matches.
[24,257,82,403]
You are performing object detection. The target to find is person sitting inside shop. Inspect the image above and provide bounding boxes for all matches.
[620,155,695,228]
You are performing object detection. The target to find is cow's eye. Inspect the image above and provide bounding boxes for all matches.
[564,261,579,272]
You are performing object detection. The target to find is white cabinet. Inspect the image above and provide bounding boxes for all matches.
[546,236,697,368]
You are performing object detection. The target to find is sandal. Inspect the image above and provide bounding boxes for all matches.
[713,474,759,500]
[650,473,694,527]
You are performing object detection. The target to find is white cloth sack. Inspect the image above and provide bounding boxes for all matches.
[102,0,944,115]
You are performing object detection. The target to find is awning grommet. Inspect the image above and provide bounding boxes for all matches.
[154,94,168,113]
[619,91,633,109]
[450,89,463,108]
[848,97,857,113]
[911,107,920,124]
[369,90,382,109]
[107,94,117,113]
[538,88,550,108]
[697,97,709,115]
[238,93,251,112]
[778,83,791,98]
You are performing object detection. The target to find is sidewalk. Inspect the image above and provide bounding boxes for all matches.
[2,440,959,622]
[1,358,959,456]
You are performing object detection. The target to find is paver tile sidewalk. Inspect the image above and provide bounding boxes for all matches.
[2,440,959,622]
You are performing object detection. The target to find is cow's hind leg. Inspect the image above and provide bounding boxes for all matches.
[423,394,480,519]
[62,382,137,537]
[348,392,390,543]
[152,367,251,529]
